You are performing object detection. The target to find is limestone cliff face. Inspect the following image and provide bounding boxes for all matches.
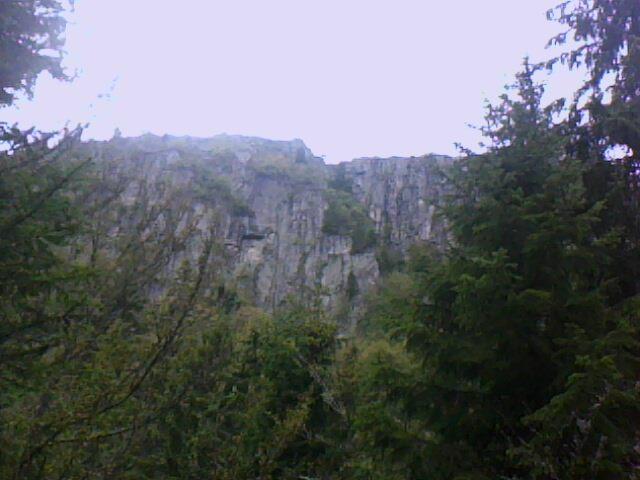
[330,154,451,251]
[86,134,451,326]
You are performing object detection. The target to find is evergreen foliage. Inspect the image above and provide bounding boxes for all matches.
[0,0,69,106]
[322,189,377,253]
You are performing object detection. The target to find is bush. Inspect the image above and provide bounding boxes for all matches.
[328,164,353,193]
[322,189,376,253]
[194,169,253,216]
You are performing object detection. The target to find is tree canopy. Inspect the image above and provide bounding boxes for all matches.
[0,0,69,107]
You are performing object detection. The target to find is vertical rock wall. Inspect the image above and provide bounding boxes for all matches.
[86,134,451,326]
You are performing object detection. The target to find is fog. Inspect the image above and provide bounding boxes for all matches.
[4,0,581,162]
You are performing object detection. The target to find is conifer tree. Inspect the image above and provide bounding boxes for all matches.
[0,0,69,106]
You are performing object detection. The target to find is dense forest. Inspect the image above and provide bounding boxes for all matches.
[1,1,639,478]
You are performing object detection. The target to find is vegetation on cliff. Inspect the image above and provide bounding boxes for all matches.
[322,189,377,254]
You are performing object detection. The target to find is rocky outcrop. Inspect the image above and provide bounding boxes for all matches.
[85,134,452,328]
[330,154,452,251]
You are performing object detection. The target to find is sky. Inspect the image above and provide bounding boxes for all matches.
[3,0,582,163]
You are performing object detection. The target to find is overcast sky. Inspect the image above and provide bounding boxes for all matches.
[3,0,580,163]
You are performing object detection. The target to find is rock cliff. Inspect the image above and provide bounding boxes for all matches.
[85,134,452,327]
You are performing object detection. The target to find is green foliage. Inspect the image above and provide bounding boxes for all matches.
[546,0,640,102]
[0,127,90,396]
[328,163,354,193]
[119,307,344,479]
[376,242,405,275]
[547,0,640,304]
[193,167,253,216]
[249,157,326,186]
[0,125,228,478]
[0,0,69,106]
[361,271,423,339]
[322,189,377,253]
[347,339,427,480]
[375,219,406,275]
[511,300,640,478]
[353,59,640,479]
[346,270,359,300]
